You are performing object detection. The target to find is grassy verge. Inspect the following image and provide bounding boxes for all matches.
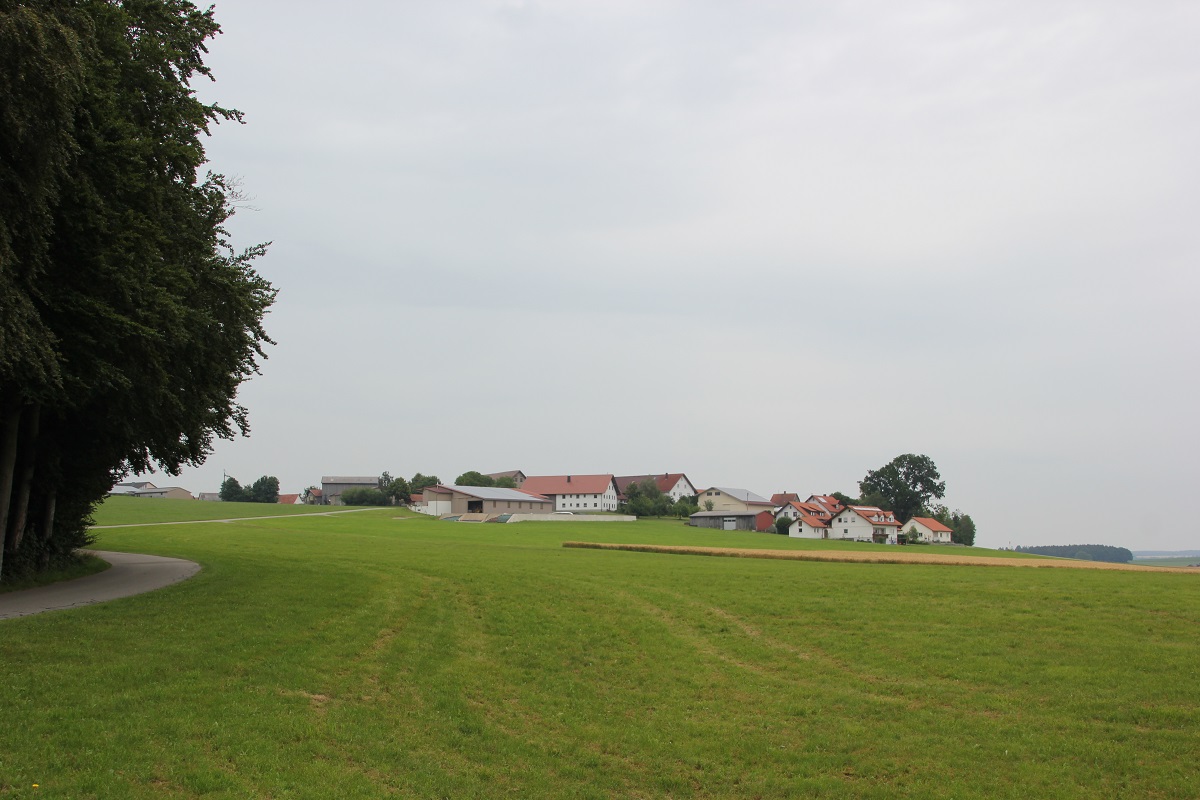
[0,553,110,594]
[2,514,1196,798]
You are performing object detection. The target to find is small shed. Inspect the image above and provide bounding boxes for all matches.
[755,510,776,533]
[688,510,758,531]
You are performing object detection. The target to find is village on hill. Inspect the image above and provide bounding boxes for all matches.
[111,458,973,546]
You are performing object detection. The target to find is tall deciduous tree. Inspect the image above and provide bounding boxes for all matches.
[858,454,946,524]
[455,471,494,487]
[0,1,274,580]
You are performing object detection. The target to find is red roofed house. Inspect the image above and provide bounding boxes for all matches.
[770,492,802,506]
[901,517,954,544]
[614,474,697,502]
[775,500,834,538]
[277,493,301,505]
[829,506,902,543]
[519,475,620,512]
[807,495,846,516]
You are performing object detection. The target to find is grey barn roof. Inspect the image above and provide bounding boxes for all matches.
[321,476,378,484]
[714,487,772,504]
[433,485,551,502]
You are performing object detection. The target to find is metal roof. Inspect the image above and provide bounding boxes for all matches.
[689,510,758,518]
[437,485,552,502]
[714,487,772,504]
[321,476,378,485]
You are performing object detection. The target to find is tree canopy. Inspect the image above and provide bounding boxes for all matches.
[858,454,946,524]
[0,1,274,579]
[455,471,494,487]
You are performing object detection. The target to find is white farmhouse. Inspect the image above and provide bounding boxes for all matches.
[519,475,620,512]
[901,517,954,544]
[827,506,902,543]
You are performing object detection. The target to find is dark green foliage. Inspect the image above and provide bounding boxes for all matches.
[622,479,672,517]
[1016,544,1132,563]
[455,471,494,487]
[219,476,247,503]
[340,487,390,506]
[672,494,699,519]
[0,0,275,579]
[493,475,518,489]
[221,475,277,503]
[247,476,279,504]
[929,506,977,546]
[858,454,946,523]
[830,491,856,507]
[774,516,792,535]
[378,472,410,504]
[409,473,440,494]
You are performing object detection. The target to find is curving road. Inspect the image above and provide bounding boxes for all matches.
[0,551,200,620]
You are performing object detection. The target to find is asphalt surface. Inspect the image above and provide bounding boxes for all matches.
[0,550,200,620]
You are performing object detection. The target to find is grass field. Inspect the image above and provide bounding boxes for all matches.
[92,495,356,526]
[1132,556,1200,568]
[3,512,1197,798]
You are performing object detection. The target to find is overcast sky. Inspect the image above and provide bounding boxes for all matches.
[140,0,1200,550]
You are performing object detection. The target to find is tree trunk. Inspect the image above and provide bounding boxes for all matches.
[8,404,40,552]
[0,399,23,580]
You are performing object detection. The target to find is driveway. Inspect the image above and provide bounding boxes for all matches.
[0,551,200,620]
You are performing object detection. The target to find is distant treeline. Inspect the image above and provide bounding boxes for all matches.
[1015,545,1133,563]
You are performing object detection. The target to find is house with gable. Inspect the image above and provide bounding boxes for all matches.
[828,506,902,543]
[519,474,620,512]
[614,473,697,502]
[806,495,846,516]
[784,510,832,539]
[901,516,954,544]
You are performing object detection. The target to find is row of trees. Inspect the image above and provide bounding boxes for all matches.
[219,475,279,504]
[1015,545,1133,563]
[0,2,275,580]
[454,471,517,488]
[338,472,442,506]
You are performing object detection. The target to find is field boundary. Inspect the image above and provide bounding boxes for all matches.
[562,542,1200,573]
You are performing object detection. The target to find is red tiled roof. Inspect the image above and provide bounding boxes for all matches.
[909,516,953,533]
[807,495,845,515]
[849,506,901,527]
[520,475,615,496]
[771,492,801,506]
[277,494,300,504]
[614,474,692,495]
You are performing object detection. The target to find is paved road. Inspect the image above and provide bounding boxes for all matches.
[0,551,200,620]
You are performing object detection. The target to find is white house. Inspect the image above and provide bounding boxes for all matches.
[784,510,831,539]
[901,517,954,544]
[519,475,620,511]
[827,506,902,543]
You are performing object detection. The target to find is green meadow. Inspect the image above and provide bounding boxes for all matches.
[92,495,352,526]
[2,507,1197,798]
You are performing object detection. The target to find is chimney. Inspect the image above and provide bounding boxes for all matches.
[567,475,571,483]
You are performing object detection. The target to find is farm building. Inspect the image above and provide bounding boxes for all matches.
[695,487,774,513]
[520,475,620,512]
[421,485,553,516]
[320,476,378,505]
[688,511,759,531]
